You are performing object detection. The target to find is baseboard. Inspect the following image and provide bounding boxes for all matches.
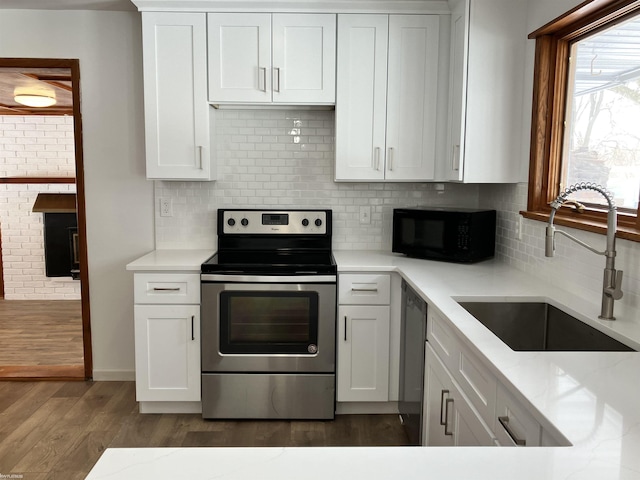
[139,401,202,414]
[336,401,399,415]
[92,369,136,381]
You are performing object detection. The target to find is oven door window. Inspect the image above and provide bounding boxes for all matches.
[219,291,319,354]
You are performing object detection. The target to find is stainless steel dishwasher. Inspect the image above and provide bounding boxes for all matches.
[399,280,428,445]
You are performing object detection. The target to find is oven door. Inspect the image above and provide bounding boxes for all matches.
[201,275,336,373]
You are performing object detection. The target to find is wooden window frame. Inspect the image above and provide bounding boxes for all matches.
[524,0,640,242]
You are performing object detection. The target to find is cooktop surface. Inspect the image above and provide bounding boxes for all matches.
[201,251,337,275]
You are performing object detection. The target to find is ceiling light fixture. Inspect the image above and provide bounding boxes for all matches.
[14,94,56,108]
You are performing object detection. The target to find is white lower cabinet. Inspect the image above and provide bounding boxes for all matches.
[134,304,201,402]
[424,306,566,447]
[337,305,390,402]
[494,383,541,447]
[424,343,494,446]
[133,272,201,406]
[337,273,393,403]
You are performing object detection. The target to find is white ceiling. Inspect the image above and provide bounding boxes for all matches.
[0,0,136,11]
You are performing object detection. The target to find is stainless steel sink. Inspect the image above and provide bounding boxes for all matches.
[458,302,635,352]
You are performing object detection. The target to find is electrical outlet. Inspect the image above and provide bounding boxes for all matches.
[515,215,523,240]
[359,206,371,225]
[160,198,173,217]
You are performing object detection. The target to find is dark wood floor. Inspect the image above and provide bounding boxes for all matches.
[0,381,410,479]
[0,299,83,370]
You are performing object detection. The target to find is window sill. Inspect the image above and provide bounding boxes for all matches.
[520,210,640,243]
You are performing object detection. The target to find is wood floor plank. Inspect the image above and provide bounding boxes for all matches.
[255,420,293,446]
[108,412,162,448]
[0,396,80,472]
[0,381,35,413]
[0,382,65,434]
[49,430,119,475]
[11,421,86,474]
[0,299,83,367]
[147,415,187,447]
[0,381,410,478]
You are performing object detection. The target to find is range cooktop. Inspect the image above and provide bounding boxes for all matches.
[201,251,336,275]
[201,208,336,275]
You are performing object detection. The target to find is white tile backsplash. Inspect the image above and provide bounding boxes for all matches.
[155,108,479,250]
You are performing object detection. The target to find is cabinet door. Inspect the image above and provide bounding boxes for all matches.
[134,305,201,402]
[272,14,336,104]
[424,344,455,446]
[142,12,211,180]
[424,344,495,446]
[445,0,469,181]
[445,0,527,183]
[208,13,272,103]
[385,15,439,181]
[337,305,390,402]
[453,384,496,446]
[335,14,388,181]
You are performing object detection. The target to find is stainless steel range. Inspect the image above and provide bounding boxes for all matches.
[200,209,337,420]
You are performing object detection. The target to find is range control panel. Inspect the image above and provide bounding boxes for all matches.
[221,210,329,235]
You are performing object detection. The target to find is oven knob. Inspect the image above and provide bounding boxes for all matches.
[227,218,236,227]
[302,218,309,227]
[314,219,323,227]
[241,218,249,227]
[308,344,318,354]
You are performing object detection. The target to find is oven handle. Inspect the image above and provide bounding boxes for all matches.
[201,274,336,283]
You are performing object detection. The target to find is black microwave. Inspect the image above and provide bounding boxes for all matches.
[392,207,496,263]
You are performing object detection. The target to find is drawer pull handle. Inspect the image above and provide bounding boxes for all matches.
[152,287,181,292]
[444,398,454,436]
[351,288,378,293]
[259,66,267,92]
[274,67,281,92]
[191,315,195,341]
[344,315,347,341]
[439,389,449,426]
[498,416,526,446]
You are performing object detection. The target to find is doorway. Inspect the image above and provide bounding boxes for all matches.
[0,58,91,380]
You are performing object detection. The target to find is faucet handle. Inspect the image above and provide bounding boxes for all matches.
[606,270,624,300]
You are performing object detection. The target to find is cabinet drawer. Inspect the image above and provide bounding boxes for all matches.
[427,307,496,427]
[339,274,391,305]
[495,383,541,447]
[134,273,200,305]
[427,308,458,372]
[453,344,497,429]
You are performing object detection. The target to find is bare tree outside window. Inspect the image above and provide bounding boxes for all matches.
[563,14,640,212]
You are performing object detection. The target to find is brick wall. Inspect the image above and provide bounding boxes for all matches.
[0,116,80,300]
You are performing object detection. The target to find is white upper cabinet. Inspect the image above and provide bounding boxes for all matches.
[208,13,336,104]
[443,0,527,183]
[141,12,213,181]
[335,14,441,181]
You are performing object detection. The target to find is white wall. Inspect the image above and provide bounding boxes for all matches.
[480,0,640,328]
[0,10,154,379]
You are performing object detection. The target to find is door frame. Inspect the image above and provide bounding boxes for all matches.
[0,58,92,380]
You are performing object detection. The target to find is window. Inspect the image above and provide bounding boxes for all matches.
[525,0,640,241]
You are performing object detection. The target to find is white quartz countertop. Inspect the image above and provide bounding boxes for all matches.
[125,249,214,271]
[106,249,640,480]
